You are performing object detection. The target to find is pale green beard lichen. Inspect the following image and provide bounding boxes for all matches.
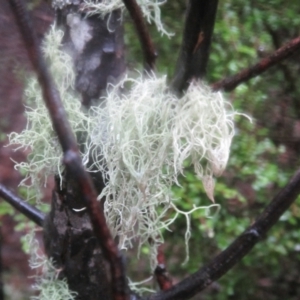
[8,26,85,299]
[82,0,173,37]
[52,0,172,36]
[8,26,90,199]
[24,232,77,300]
[9,22,237,285]
[86,75,235,266]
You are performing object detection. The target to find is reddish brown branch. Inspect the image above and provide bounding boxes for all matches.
[154,245,172,291]
[148,169,300,300]
[0,184,45,227]
[122,0,157,71]
[212,35,300,92]
[8,1,128,299]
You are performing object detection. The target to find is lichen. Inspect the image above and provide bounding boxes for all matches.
[24,232,77,300]
[83,0,173,37]
[52,0,80,10]
[86,75,235,266]
[52,0,172,37]
[10,23,238,273]
[8,26,90,200]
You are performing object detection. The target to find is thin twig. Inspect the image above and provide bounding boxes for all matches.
[212,35,300,92]
[8,1,128,299]
[148,169,300,300]
[0,184,45,227]
[122,0,157,71]
[171,0,219,93]
[154,245,172,291]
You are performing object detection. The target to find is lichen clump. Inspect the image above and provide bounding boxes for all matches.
[9,25,236,269]
[25,233,77,300]
[80,0,172,37]
[9,27,90,197]
[87,76,234,263]
[52,0,172,36]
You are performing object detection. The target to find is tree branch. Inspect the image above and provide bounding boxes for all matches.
[122,0,157,71]
[154,245,172,291]
[8,1,128,299]
[171,0,219,93]
[212,35,300,92]
[0,184,45,227]
[148,169,300,300]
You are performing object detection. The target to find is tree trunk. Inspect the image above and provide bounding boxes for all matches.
[43,2,126,299]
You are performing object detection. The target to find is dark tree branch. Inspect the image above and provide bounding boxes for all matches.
[148,169,300,300]
[8,1,128,299]
[122,0,157,71]
[212,35,300,92]
[154,245,172,291]
[171,0,219,93]
[0,184,45,227]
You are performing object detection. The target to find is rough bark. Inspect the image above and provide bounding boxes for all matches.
[56,3,126,107]
[43,174,112,300]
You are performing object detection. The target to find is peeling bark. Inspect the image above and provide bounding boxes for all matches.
[55,4,125,107]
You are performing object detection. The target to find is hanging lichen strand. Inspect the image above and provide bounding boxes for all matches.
[8,26,90,200]
[25,232,77,300]
[86,75,235,266]
[52,0,173,37]
[9,27,237,273]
